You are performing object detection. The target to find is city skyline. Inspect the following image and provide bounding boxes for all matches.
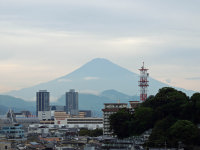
[0,0,200,93]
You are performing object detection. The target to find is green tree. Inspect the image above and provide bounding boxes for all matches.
[168,120,199,146]
[190,93,200,123]
[132,107,154,135]
[107,87,200,148]
[79,128,90,136]
[90,128,103,137]
[180,102,193,121]
[144,87,188,121]
[109,108,133,139]
[191,93,200,103]
[148,116,176,147]
[143,87,188,108]
[79,128,103,137]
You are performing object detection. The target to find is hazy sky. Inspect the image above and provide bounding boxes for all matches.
[0,0,200,93]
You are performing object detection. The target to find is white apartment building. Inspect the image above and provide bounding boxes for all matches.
[38,111,52,121]
[102,103,128,136]
[54,111,103,129]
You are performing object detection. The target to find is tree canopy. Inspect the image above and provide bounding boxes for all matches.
[109,87,200,148]
[169,120,199,145]
[79,128,103,137]
[109,108,133,139]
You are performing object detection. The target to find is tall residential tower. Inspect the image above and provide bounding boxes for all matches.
[65,89,78,116]
[36,90,50,116]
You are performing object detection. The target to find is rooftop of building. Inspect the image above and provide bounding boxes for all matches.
[102,108,122,112]
[104,103,127,105]
[38,90,48,92]
[129,101,140,102]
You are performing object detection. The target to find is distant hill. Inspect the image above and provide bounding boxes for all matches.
[54,89,139,117]
[0,90,138,116]
[0,105,9,115]
[5,58,195,101]
[101,89,133,100]
[0,95,35,114]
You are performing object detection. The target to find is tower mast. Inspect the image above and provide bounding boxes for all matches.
[139,62,149,101]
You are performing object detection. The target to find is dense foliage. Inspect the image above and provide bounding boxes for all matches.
[109,108,133,139]
[109,87,200,148]
[79,128,103,137]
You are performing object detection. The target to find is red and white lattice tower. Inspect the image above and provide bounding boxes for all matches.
[139,62,149,101]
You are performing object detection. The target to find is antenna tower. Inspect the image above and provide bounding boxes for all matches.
[139,62,149,101]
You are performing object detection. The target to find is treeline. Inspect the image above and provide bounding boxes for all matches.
[79,128,103,137]
[109,87,200,148]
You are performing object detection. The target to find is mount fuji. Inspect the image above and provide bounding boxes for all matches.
[5,58,195,101]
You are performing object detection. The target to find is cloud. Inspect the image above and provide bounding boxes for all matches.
[50,96,59,102]
[57,79,72,82]
[165,79,171,83]
[83,77,100,81]
[0,0,199,93]
[79,90,100,95]
[185,77,200,80]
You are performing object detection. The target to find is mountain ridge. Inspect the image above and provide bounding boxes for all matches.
[0,89,138,116]
[0,95,35,114]
[5,58,195,101]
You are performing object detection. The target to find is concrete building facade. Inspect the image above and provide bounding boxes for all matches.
[36,90,50,116]
[38,111,52,121]
[102,103,128,136]
[65,89,78,116]
[54,111,103,129]
[50,105,65,112]
[54,117,103,129]
[79,110,92,117]
[0,124,24,139]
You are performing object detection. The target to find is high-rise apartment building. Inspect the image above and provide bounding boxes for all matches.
[36,90,50,116]
[65,89,78,116]
[102,103,128,136]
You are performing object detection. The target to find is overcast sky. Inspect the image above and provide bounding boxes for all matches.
[0,0,200,93]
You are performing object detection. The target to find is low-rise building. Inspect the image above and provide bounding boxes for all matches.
[50,105,65,112]
[14,111,32,118]
[54,111,103,129]
[38,111,52,121]
[0,124,24,139]
[79,110,92,117]
[129,101,141,109]
[54,112,70,124]
[0,141,12,150]
[55,117,103,129]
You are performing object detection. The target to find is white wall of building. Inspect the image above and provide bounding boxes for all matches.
[38,111,51,121]
[54,118,103,130]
